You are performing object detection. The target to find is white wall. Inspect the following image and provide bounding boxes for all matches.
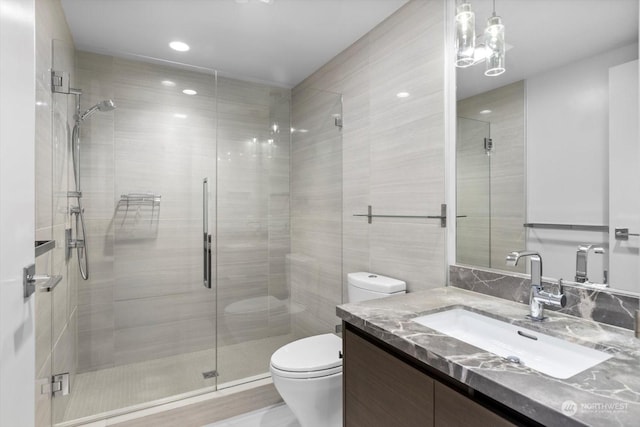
[526,43,638,283]
[609,60,639,292]
[0,1,36,427]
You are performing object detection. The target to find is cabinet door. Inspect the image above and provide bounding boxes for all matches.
[344,329,434,427]
[434,382,515,427]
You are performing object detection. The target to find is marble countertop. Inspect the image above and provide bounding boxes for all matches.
[337,287,640,427]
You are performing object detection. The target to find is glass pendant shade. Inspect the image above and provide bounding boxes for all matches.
[484,14,505,76]
[455,2,475,68]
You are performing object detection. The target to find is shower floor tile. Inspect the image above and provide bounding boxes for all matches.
[61,333,298,424]
[203,404,300,427]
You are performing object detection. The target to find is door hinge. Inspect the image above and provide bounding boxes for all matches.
[440,203,447,228]
[41,373,70,397]
[484,137,494,155]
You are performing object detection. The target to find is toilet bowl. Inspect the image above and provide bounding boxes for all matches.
[270,333,343,427]
[270,272,406,427]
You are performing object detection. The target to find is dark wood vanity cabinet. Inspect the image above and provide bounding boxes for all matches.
[343,325,435,427]
[343,324,518,427]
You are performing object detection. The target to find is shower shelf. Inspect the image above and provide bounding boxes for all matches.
[35,240,56,258]
[120,193,161,207]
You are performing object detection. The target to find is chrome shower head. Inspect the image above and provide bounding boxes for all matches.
[78,99,116,122]
[97,99,116,112]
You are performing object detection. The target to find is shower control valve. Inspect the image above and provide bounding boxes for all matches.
[70,205,83,215]
[67,239,85,249]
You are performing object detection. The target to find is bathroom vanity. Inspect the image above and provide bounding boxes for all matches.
[338,287,640,427]
[343,325,520,426]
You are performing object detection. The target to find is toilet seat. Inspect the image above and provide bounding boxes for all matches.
[270,333,343,379]
[270,364,342,379]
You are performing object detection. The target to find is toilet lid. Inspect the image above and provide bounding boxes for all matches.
[270,333,342,372]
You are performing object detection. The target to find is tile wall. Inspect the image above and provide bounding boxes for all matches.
[456,117,491,267]
[75,52,292,377]
[290,88,343,337]
[291,0,448,331]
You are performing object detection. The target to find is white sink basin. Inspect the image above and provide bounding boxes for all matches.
[412,308,612,379]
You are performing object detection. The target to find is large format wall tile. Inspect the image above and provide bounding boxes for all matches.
[74,54,291,373]
[293,0,447,314]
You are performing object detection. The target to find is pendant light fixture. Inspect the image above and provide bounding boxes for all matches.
[484,0,505,76]
[455,0,476,68]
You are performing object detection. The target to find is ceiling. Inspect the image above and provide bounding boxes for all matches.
[61,0,409,88]
[457,0,639,99]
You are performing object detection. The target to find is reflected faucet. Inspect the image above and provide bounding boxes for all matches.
[575,244,605,284]
[506,250,566,321]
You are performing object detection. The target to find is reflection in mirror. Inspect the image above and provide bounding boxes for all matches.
[457,81,525,273]
[455,0,639,292]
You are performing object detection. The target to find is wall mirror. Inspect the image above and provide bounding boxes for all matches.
[455,0,639,293]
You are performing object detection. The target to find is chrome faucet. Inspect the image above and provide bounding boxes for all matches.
[506,250,566,321]
[575,244,605,284]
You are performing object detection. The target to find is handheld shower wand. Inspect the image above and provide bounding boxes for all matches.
[69,95,117,280]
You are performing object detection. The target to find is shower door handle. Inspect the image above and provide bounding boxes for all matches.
[203,178,212,289]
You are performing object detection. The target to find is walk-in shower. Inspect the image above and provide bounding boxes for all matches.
[42,40,342,427]
[70,93,116,280]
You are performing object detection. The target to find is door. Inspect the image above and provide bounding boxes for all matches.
[0,1,37,426]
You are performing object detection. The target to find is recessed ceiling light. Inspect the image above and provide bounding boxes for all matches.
[396,91,410,98]
[182,89,197,95]
[479,109,492,114]
[169,41,190,52]
[298,129,309,133]
[161,80,176,87]
[173,113,187,119]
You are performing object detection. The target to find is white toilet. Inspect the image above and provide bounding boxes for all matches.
[269,272,406,427]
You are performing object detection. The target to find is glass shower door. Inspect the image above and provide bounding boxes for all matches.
[214,77,293,387]
[47,38,77,427]
[48,47,220,424]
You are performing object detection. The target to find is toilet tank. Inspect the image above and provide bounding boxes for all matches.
[347,272,406,303]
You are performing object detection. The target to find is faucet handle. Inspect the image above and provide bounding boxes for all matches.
[505,251,519,267]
